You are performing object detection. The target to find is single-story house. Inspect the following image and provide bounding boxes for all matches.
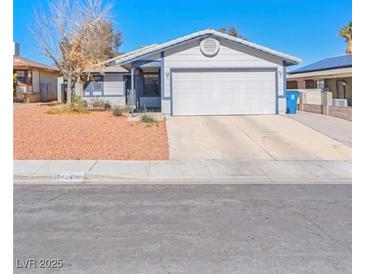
[13,43,60,102]
[287,55,352,106]
[83,29,301,115]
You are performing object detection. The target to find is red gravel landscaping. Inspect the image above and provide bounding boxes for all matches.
[14,103,169,160]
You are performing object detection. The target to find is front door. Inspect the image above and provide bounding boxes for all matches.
[125,75,132,105]
[140,72,161,110]
[143,73,160,96]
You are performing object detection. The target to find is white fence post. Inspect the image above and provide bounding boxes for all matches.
[298,92,304,111]
[321,92,332,115]
[74,83,83,98]
[57,77,64,103]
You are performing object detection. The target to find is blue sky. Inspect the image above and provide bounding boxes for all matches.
[14,0,351,70]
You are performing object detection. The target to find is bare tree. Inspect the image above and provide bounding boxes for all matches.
[31,0,122,105]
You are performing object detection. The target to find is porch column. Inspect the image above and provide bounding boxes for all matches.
[131,67,135,117]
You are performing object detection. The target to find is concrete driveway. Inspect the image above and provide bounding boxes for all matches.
[166,115,351,160]
[288,111,352,147]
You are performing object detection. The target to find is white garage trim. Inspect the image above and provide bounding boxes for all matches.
[170,67,279,116]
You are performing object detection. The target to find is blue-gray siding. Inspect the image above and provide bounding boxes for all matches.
[83,73,126,105]
[161,38,286,114]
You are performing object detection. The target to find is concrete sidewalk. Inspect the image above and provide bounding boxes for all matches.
[14,160,352,185]
[288,111,352,147]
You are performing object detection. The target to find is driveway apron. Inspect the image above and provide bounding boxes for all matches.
[166,115,351,161]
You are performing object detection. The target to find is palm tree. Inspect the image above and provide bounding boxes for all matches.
[339,21,352,54]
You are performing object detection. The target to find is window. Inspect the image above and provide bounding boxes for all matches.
[92,75,103,93]
[305,80,315,89]
[287,81,298,89]
[316,80,325,89]
[143,73,160,96]
[92,75,104,82]
[83,74,103,96]
[16,71,26,84]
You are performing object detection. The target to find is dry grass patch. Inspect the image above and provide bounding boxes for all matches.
[47,96,89,114]
[47,104,89,114]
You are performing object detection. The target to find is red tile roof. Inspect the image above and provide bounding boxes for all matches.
[13,55,60,73]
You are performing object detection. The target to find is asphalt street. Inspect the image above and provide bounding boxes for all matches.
[14,184,351,274]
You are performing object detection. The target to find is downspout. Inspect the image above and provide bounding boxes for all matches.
[283,62,287,114]
[131,66,135,117]
[283,62,287,98]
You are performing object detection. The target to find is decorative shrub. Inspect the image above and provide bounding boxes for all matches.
[112,105,123,116]
[122,105,131,113]
[13,73,17,98]
[71,95,89,113]
[104,101,112,109]
[90,98,106,108]
[141,113,157,126]
[47,95,89,114]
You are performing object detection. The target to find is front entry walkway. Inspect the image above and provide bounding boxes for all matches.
[166,115,352,160]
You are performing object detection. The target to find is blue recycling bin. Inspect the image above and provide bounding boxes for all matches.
[286,90,299,114]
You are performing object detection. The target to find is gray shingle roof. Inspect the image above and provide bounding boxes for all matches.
[85,66,128,73]
[103,44,160,66]
[106,29,301,66]
[289,55,352,74]
[13,56,60,72]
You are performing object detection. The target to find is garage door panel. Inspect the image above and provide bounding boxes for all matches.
[172,70,276,116]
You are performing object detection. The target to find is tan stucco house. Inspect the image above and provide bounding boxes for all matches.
[287,55,352,106]
[13,43,60,102]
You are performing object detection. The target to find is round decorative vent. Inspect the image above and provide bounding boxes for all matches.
[200,37,220,57]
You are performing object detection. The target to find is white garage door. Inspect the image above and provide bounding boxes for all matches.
[172,70,276,116]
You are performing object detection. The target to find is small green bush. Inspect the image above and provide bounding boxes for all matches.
[104,101,112,109]
[71,96,89,113]
[112,105,123,116]
[47,96,89,114]
[13,73,17,98]
[71,95,88,107]
[140,113,155,123]
[91,98,106,108]
[122,105,131,113]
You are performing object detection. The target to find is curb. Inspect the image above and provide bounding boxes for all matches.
[13,173,352,185]
[13,160,352,185]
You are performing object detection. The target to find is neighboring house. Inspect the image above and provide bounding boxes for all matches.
[13,43,60,102]
[84,29,301,116]
[287,55,352,106]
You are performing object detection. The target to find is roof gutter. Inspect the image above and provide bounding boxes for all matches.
[288,65,352,75]
[13,65,60,73]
